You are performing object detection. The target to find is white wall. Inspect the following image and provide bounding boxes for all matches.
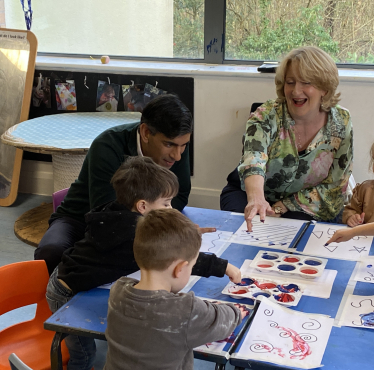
[4,0,173,57]
[19,65,374,210]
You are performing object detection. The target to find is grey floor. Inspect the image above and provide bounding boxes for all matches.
[0,193,235,370]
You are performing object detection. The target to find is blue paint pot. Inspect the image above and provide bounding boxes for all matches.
[278,264,296,271]
[261,253,278,260]
[304,259,322,266]
[238,278,254,286]
[252,292,271,298]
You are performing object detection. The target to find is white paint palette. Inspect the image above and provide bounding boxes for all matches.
[249,250,328,279]
[222,276,304,307]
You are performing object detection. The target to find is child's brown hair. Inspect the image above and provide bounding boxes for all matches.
[134,209,201,271]
[370,142,374,171]
[110,157,179,210]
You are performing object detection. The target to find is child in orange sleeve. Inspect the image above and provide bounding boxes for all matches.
[343,142,374,227]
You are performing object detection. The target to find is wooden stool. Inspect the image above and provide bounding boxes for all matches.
[14,202,52,247]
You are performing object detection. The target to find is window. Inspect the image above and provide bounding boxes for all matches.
[3,0,374,66]
[4,0,204,59]
[226,0,374,65]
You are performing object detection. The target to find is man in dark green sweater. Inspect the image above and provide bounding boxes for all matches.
[35,94,192,274]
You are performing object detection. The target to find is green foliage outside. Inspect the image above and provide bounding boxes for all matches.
[173,0,374,64]
[230,5,339,61]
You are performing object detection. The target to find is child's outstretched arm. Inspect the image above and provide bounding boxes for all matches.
[187,297,243,349]
[326,222,374,244]
[225,263,241,284]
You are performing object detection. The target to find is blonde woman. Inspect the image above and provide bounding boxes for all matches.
[221,46,353,231]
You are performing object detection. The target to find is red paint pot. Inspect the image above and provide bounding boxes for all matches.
[283,257,300,263]
[300,268,318,275]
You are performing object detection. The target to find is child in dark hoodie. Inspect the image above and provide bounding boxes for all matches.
[46,156,241,370]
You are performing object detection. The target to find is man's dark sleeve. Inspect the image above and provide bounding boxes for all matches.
[171,144,191,211]
[192,252,228,278]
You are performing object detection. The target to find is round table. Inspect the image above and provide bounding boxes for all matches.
[1,112,141,192]
[1,111,141,246]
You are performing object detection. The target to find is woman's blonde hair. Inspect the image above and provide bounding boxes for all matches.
[275,46,340,112]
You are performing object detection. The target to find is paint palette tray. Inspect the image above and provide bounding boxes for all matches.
[250,250,328,279]
[222,276,303,307]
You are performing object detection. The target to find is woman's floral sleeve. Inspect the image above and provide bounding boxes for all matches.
[283,113,353,221]
[238,101,278,191]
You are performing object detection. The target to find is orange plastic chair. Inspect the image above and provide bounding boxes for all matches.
[9,353,33,370]
[0,261,69,370]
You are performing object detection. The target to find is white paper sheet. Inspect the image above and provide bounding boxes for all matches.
[303,223,373,261]
[340,294,374,329]
[352,257,374,283]
[232,298,333,369]
[231,216,306,250]
[239,260,336,299]
[200,230,233,256]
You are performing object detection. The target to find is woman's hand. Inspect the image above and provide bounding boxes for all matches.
[244,175,274,231]
[347,213,365,227]
[225,263,241,284]
[244,198,274,231]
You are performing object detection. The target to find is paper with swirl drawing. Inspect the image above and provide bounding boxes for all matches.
[340,294,374,329]
[232,298,333,369]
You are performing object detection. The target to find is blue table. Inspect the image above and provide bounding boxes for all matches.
[44,207,374,370]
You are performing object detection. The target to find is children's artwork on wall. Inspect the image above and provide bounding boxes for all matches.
[96,81,120,112]
[200,230,233,256]
[231,298,333,369]
[143,82,167,106]
[352,258,374,283]
[122,84,145,112]
[230,216,307,250]
[340,294,374,329]
[193,297,252,357]
[55,80,77,111]
[302,223,373,261]
[32,75,51,108]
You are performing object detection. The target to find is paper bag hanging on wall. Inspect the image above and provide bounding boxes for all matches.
[143,82,167,106]
[122,84,144,112]
[55,80,77,110]
[96,81,120,112]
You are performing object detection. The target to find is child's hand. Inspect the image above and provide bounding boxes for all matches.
[234,303,250,319]
[347,212,365,227]
[326,228,355,245]
[225,263,241,284]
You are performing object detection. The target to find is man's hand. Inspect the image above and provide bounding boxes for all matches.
[195,225,216,234]
[225,263,241,284]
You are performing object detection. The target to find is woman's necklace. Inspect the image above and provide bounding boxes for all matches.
[292,124,305,150]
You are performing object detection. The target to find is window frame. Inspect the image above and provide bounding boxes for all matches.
[35,0,374,70]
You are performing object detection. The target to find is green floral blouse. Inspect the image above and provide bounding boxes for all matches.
[238,100,353,221]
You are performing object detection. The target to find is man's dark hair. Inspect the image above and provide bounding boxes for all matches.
[111,156,179,210]
[141,94,193,139]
